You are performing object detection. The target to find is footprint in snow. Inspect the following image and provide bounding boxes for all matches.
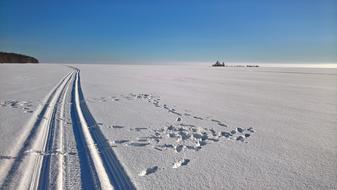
[211,119,220,123]
[174,144,184,153]
[0,155,16,160]
[110,125,124,129]
[135,127,148,131]
[193,116,203,120]
[111,140,129,144]
[210,119,227,127]
[137,138,149,142]
[236,127,244,133]
[247,127,255,133]
[173,159,190,168]
[138,166,158,176]
[129,142,150,147]
[236,135,245,142]
[217,122,227,127]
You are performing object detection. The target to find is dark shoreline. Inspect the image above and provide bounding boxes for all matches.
[0,52,39,63]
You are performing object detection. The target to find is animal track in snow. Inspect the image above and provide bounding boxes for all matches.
[148,123,255,154]
[134,127,148,131]
[109,140,129,145]
[174,144,184,153]
[102,93,234,129]
[138,166,158,176]
[90,93,256,174]
[173,159,190,168]
[193,116,203,120]
[210,119,227,127]
[101,93,256,150]
[109,125,125,129]
[129,142,150,147]
[0,155,16,160]
[92,93,234,127]
[0,100,34,114]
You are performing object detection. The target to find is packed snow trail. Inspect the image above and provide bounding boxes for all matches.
[37,71,73,190]
[0,67,135,190]
[71,69,135,190]
[0,71,73,189]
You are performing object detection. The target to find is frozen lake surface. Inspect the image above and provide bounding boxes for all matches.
[0,64,336,189]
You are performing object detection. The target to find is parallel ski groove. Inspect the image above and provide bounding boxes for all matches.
[37,72,74,190]
[0,71,73,190]
[73,70,113,189]
[56,70,72,190]
[72,70,135,190]
[1,67,135,190]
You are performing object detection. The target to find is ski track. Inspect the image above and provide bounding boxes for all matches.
[0,67,135,190]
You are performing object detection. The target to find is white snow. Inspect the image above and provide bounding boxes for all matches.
[0,64,71,157]
[0,64,336,189]
[77,64,337,189]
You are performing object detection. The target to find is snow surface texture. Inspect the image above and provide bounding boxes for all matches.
[78,64,337,190]
[0,64,70,158]
[0,64,336,190]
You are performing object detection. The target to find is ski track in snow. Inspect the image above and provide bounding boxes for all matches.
[0,67,135,190]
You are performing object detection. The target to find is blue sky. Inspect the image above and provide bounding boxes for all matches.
[0,0,336,63]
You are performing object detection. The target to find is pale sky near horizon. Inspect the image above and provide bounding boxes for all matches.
[0,0,336,64]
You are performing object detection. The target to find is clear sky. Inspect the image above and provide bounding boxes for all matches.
[0,0,336,63]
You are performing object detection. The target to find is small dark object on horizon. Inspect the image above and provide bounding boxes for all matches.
[212,60,260,68]
[212,60,225,67]
[246,65,259,67]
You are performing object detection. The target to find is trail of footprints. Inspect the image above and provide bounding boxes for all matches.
[89,93,256,176]
[0,95,255,176]
[0,100,34,113]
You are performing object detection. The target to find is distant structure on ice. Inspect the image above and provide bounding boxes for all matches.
[212,61,225,67]
[246,65,260,67]
[212,60,259,68]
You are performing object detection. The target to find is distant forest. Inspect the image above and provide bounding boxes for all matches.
[0,52,39,63]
